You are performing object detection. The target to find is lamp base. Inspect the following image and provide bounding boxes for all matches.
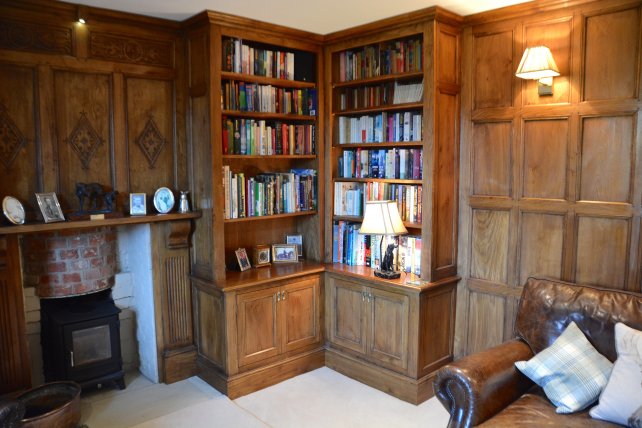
[374,269,401,279]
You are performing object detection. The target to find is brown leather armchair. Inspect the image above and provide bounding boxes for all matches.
[433,277,642,428]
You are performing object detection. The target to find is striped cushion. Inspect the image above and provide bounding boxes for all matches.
[515,321,613,414]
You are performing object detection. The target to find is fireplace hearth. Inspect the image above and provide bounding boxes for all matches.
[40,289,125,390]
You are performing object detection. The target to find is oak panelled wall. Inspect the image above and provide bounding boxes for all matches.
[0,0,192,390]
[457,0,642,357]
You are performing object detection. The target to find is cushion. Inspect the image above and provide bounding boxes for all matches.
[515,321,613,414]
[590,323,642,426]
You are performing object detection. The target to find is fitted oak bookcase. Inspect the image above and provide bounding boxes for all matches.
[185,12,326,398]
[184,7,460,402]
[323,8,462,403]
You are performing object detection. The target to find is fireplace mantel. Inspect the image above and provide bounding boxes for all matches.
[0,212,201,235]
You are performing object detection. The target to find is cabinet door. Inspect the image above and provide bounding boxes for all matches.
[281,277,321,353]
[327,278,367,355]
[367,287,409,372]
[236,287,280,367]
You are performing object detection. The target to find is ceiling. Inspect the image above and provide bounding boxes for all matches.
[72,0,531,34]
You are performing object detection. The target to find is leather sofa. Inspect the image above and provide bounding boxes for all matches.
[433,277,642,428]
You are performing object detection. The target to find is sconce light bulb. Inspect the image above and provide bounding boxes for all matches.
[78,17,86,24]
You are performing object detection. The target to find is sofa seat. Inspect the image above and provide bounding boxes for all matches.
[477,387,621,427]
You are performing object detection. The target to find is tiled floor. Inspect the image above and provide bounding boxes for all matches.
[80,367,450,427]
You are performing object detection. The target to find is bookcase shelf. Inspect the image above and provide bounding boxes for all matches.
[334,102,423,116]
[224,211,318,223]
[333,141,423,149]
[332,71,424,89]
[223,154,317,160]
[221,71,316,89]
[334,177,422,185]
[222,110,316,121]
[333,215,422,230]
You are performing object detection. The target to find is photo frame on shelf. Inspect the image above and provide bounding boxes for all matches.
[235,248,251,271]
[2,196,26,225]
[153,187,175,214]
[272,244,298,263]
[129,193,147,216]
[252,244,271,268]
[286,234,303,258]
[35,192,65,223]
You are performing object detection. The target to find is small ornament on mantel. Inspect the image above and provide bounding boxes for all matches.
[178,191,190,213]
[69,182,122,220]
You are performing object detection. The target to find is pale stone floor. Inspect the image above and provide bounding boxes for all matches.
[80,367,450,428]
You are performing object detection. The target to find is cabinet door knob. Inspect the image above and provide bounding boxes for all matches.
[276,292,280,302]
[362,291,366,302]
[282,291,287,300]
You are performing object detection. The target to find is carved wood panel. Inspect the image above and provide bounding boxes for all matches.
[53,71,112,208]
[0,19,72,55]
[472,30,514,109]
[579,115,634,203]
[90,32,174,67]
[126,77,174,194]
[583,7,640,101]
[522,118,568,199]
[466,291,505,355]
[472,121,512,197]
[0,65,37,207]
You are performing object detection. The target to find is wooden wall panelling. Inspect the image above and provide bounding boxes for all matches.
[125,77,176,195]
[0,65,37,207]
[459,0,642,358]
[52,70,113,207]
[0,236,31,393]
[583,6,640,101]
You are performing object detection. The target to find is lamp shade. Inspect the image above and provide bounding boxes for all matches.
[515,46,560,80]
[359,201,408,236]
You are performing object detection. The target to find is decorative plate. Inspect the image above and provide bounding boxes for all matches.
[3,196,26,225]
[153,187,175,214]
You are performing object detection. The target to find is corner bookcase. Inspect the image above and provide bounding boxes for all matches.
[323,7,462,404]
[185,12,325,398]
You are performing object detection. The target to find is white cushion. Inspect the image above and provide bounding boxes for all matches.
[515,321,613,414]
[589,322,642,426]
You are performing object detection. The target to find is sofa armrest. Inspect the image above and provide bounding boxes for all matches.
[433,339,535,428]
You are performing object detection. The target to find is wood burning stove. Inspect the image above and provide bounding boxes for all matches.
[40,289,125,390]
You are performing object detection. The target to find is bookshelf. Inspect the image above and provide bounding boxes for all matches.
[323,7,462,404]
[185,12,325,398]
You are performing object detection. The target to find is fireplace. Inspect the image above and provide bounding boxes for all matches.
[40,289,125,390]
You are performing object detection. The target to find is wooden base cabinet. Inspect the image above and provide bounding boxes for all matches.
[193,270,325,399]
[325,269,457,404]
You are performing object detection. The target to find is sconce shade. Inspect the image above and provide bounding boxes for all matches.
[515,46,560,80]
[359,201,408,236]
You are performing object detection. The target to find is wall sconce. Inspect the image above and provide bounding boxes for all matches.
[77,6,87,24]
[515,45,559,96]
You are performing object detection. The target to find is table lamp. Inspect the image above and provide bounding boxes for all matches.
[359,200,408,279]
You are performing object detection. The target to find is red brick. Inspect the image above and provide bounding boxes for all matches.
[68,237,88,248]
[100,266,115,278]
[63,272,81,283]
[82,268,102,281]
[81,247,98,258]
[90,257,104,268]
[69,259,89,271]
[59,249,79,260]
[47,262,66,273]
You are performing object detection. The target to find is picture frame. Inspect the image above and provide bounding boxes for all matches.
[286,234,303,258]
[153,187,175,214]
[235,248,251,271]
[129,193,147,216]
[252,244,271,268]
[2,196,26,225]
[272,244,298,263]
[35,192,65,223]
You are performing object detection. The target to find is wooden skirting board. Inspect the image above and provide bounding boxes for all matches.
[197,348,325,399]
[325,348,436,405]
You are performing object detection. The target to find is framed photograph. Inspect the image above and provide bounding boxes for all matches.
[130,193,147,216]
[2,196,26,225]
[252,244,271,268]
[36,193,65,223]
[153,187,175,214]
[235,248,251,271]
[272,244,298,263]
[286,234,303,258]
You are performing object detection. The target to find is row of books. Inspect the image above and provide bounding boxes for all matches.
[222,38,296,80]
[333,181,422,223]
[337,38,423,82]
[222,118,315,155]
[332,221,422,275]
[222,81,317,116]
[222,167,317,219]
[336,80,423,111]
[337,112,422,144]
[338,148,423,180]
